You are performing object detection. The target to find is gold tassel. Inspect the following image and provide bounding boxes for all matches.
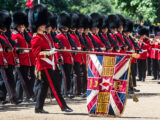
[130,60,139,102]
[133,93,139,102]
[39,71,41,80]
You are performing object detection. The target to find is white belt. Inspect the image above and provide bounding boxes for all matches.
[139,50,147,54]
[0,48,3,52]
[72,47,81,50]
[152,48,160,51]
[77,47,82,50]
[41,57,55,70]
[128,50,135,53]
[101,47,106,51]
[23,50,30,53]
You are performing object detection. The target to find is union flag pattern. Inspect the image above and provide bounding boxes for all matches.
[87,54,131,116]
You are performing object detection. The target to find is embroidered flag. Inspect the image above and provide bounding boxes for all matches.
[25,0,33,8]
[87,54,131,117]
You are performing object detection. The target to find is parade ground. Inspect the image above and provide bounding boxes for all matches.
[0,76,159,120]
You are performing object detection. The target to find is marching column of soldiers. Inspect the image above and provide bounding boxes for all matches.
[0,4,160,113]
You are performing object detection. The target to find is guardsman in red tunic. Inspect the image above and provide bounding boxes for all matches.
[98,15,112,52]
[116,14,133,52]
[0,10,22,104]
[56,13,75,98]
[137,26,150,81]
[123,19,141,92]
[29,4,72,113]
[107,14,120,52]
[90,13,107,52]
[11,11,34,102]
[76,14,89,97]
[69,13,83,96]
[147,25,156,76]
[82,15,95,51]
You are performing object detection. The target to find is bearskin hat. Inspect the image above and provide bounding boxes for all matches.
[83,15,92,29]
[149,25,156,35]
[107,14,119,29]
[77,13,86,28]
[70,13,79,28]
[11,11,28,29]
[24,8,31,27]
[47,11,57,28]
[0,10,11,29]
[123,19,133,32]
[133,24,140,33]
[138,26,149,36]
[100,15,108,29]
[57,13,71,29]
[28,4,49,33]
[116,14,126,27]
[90,13,102,28]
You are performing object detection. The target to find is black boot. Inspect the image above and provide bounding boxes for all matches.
[35,109,49,114]
[61,106,73,112]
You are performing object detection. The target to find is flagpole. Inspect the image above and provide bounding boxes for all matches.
[38,0,40,4]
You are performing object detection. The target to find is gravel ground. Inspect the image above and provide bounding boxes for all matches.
[0,76,160,120]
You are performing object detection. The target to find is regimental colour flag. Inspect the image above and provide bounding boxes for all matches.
[87,54,131,117]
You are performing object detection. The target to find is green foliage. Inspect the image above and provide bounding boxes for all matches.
[0,0,159,24]
[114,0,159,24]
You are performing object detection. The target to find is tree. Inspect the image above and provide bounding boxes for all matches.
[114,0,159,24]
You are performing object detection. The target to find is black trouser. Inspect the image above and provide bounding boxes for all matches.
[81,64,87,93]
[35,69,67,110]
[29,65,36,97]
[147,57,152,75]
[63,63,72,94]
[131,63,137,87]
[16,65,32,99]
[137,59,147,81]
[73,62,81,95]
[0,71,7,100]
[0,65,17,100]
[152,59,159,79]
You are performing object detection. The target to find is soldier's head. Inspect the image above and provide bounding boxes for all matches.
[100,16,108,34]
[0,10,11,33]
[138,26,149,39]
[90,13,102,35]
[46,11,57,34]
[83,15,92,35]
[123,19,133,37]
[107,14,119,34]
[77,13,86,35]
[28,4,49,34]
[11,11,28,33]
[116,14,126,33]
[70,13,79,32]
[57,13,70,33]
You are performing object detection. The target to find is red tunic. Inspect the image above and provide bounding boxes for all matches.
[102,34,111,46]
[149,42,156,59]
[126,37,137,63]
[56,33,73,64]
[28,32,35,66]
[0,34,15,65]
[0,42,5,66]
[92,34,105,51]
[84,35,94,50]
[70,33,82,63]
[138,42,149,60]
[116,33,125,47]
[12,32,31,66]
[31,34,56,71]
